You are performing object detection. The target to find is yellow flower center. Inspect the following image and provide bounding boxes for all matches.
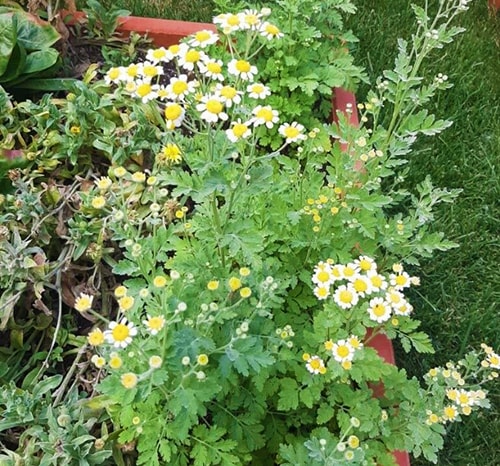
[185,50,201,63]
[359,259,372,271]
[309,359,321,370]
[343,266,355,277]
[207,62,222,73]
[316,287,328,298]
[373,304,386,316]
[265,24,280,35]
[195,31,211,42]
[235,60,251,72]
[244,14,259,25]
[143,65,159,77]
[228,277,242,291]
[112,324,130,342]
[353,278,367,292]
[232,123,248,137]
[227,14,240,26]
[250,84,264,93]
[371,275,383,287]
[136,83,152,98]
[121,373,138,389]
[108,67,120,79]
[220,86,237,99]
[317,271,330,283]
[168,44,180,54]
[459,393,470,405]
[283,127,300,139]
[127,64,139,77]
[109,356,123,369]
[256,108,274,121]
[339,290,353,303]
[395,275,407,286]
[206,99,223,114]
[337,345,350,358]
[152,49,166,59]
[172,80,188,95]
[165,104,183,120]
[148,316,165,331]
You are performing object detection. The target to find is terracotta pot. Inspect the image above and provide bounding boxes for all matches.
[64,10,411,466]
[489,0,500,11]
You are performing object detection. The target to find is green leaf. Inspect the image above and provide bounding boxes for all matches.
[14,11,60,51]
[316,403,335,424]
[277,377,299,411]
[22,48,59,74]
[113,259,139,276]
[0,42,25,83]
[406,331,435,354]
[0,12,15,76]
[13,77,76,90]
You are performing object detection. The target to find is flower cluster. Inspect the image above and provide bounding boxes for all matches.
[312,257,418,324]
[103,10,307,150]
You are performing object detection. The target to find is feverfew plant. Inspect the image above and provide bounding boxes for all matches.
[0,1,497,465]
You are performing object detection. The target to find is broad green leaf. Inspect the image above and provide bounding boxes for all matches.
[0,12,15,76]
[0,41,25,83]
[22,48,59,74]
[14,11,60,51]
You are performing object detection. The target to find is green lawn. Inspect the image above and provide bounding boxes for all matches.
[103,0,499,463]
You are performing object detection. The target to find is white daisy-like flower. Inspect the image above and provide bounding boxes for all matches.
[239,9,262,31]
[196,94,228,123]
[367,270,388,292]
[164,102,185,129]
[393,299,413,316]
[331,264,344,281]
[385,289,406,307]
[214,84,242,107]
[95,176,112,191]
[313,285,330,300]
[105,318,137,348]
[347,335,363,350]
[312,261,336,287]
[166,74,198,101]
[198,58,225,81]
[331,340,355,362]
[259,21,284,40]
[390,271,412,290]
[74,293,93,313]
[142,314,166,335]
[350,274,373,297]
[157,85,169,101]
[178,47,207,71]
[354,255,377,273]
[246,82,271,99]
[165,43,188,61]
[146,47,170,64]
[251,105,279,128]
[188,29,219,48]
[279,122,307,144]
[227,58,258,81]
[104,66,125,84]
[133,79,159,103]
[225,119,251,142]
[305,355,326,375]
[333,284,359,309]
[139,61,163,80]
[123,63,143,82]
[213,13,244,34]
[342,263,358,281]
[367,297,392,323]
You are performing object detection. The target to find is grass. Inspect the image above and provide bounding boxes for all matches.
[346,2,500,464]
[103,0,499,463]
